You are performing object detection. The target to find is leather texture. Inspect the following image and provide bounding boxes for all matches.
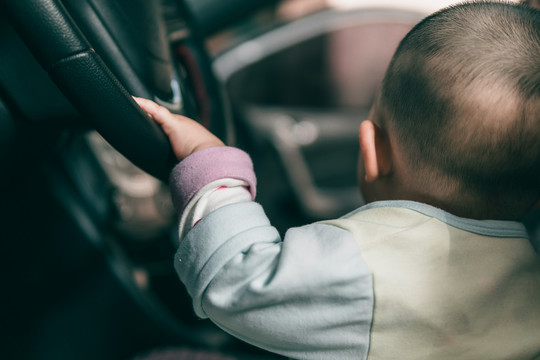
[1,0,175,181]
[2,0,90,70]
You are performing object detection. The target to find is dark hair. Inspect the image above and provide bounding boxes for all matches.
[376,1,540,218]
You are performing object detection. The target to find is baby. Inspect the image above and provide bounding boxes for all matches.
[135,1,540,359]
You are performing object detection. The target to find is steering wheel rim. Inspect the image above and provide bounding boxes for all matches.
[1,0,227,182]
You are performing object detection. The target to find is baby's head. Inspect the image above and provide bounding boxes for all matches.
[359,2,540,220]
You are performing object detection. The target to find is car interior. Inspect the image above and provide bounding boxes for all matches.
[1,0,538,359]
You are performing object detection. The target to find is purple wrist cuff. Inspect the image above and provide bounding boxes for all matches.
[169,146,257,213]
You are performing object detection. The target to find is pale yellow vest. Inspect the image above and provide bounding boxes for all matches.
[324,206,540,360]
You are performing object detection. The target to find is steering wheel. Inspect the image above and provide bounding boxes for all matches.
[1,0,227,182]
[1,0,242,350]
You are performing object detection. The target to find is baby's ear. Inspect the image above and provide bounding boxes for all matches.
[359,120,392,182]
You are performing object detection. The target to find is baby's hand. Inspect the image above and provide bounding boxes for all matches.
[134,97,224,161]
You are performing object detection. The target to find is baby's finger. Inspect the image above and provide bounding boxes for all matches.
[133,97,172,126]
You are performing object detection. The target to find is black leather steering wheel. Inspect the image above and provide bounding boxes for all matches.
[1,0,227,181]
[0,0,240,349]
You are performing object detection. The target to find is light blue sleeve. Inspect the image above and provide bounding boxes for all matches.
[175,201,374,360]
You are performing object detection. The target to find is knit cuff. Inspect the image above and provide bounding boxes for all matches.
[169,146,257,213]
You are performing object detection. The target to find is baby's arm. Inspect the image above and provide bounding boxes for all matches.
[135,98,373,359]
